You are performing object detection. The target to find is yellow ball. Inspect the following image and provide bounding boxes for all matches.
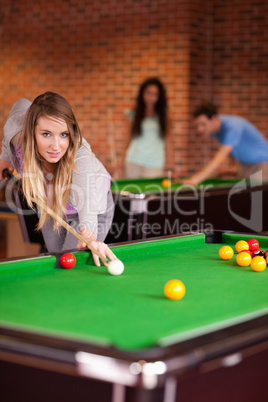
[235,240,249,253]
[162,179,171,188]
[164,279,186,300]
[236,252,252,267]
[219,246,234,260]
[250,256,267,272]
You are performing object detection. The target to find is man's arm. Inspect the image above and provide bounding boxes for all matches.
[181,144,233,185]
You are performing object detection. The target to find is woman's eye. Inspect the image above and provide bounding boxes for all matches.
[42,132,50,137]
[61,132,69,138]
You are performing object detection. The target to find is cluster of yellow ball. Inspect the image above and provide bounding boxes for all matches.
[219,240,268,272]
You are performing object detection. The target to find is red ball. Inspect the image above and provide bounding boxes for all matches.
[60,253,76,269]
[247,238,259,252]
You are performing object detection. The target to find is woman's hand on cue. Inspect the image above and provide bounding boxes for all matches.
[77,228,117,267]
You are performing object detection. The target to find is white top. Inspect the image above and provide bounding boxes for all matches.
[125,112,165,168]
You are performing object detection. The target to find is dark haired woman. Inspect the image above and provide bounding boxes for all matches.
[124,77,170,178]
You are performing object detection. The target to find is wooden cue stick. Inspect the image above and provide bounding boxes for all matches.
[3,169,108,263]
[33,198,108,262]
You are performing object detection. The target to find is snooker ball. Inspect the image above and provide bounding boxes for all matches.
[247,238,259,252]
[162,179,171,188]
[235,240,249,253]
[164,279,185,300]
[250,256,267,272]
[107,260,124,276]
[253,249,266,259]
[219,245,234,260]
[60,253,76,269]
[236,252,252,267]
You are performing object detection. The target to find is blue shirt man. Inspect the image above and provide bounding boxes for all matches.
[213,115,268,165]
[182,102,268,185]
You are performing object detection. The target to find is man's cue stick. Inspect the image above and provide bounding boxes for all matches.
[2,169,108,263]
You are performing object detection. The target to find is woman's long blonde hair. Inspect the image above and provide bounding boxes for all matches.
[22,92,82,231]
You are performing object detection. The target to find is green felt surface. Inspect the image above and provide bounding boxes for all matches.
[110,177,241,194]
[0,233,268,350]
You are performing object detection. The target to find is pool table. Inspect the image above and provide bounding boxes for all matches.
[1,231,268,402]
[106,176,268,243]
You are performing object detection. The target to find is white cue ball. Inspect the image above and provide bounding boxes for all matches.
[107,260,124,276]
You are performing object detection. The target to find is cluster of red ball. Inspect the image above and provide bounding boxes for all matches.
[219,238,268,272]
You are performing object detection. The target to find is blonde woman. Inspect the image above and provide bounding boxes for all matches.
[0,92,116,266]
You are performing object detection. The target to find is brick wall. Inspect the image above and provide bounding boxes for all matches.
[0,0,267,177]
[212,0,268,131]
[188,0,216,174]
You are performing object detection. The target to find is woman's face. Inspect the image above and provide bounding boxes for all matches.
[142,85,159,108]
[35,115,70,167]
